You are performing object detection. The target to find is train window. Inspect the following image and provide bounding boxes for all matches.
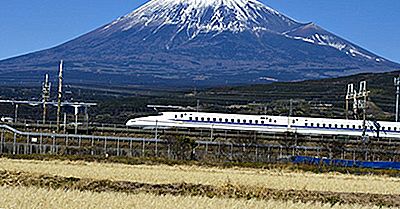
[388,127,392,131]
[292,120,295,124]
[212,118,215,122]
[195,117,198,121]
[310,123,314,127]
[175,115,178,118]
[317,123,320,127]
[305,123,308,127]
[243,119,247,123]
[352,125,356,129]
[180,114,184,118]
[274,120,277,123]
[189,117,193,120]
[225,119,229,123]
[395,127,397,131]
[382,127,385,131]
[329,124,332,128]
[237,119,240,123]
[249,120,253,124]
[334,124,337,128]
[255,120,259,124]
[269,119,272,123]
[231,119,235,123]
[219,118,222,122]
[322,124,326,128]
[340,124,344,128]
[201,117,204,121]
[261,121,265,124]
[358,125,362,129]
[346,125,350,129]
[261,117,266,119]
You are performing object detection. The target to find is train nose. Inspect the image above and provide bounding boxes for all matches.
[126,119,136,126]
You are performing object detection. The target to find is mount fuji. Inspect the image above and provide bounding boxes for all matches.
[0,0,398,87]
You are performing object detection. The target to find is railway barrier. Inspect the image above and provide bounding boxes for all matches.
[0,124,399,163]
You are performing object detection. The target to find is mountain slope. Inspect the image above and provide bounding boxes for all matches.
[0,0,398,87]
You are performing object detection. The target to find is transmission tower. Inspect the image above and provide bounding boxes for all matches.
[357,81,369,137]
[345,81,370,137]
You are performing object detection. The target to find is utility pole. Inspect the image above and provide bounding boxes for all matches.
[155,120,158,140]
[345,83,354,120]
[42,74,51,124]
[353,86,359,120]
[56,60,64,133]
[288,99,293,130]
[14,103,19,124]
[72,105,80,135]
[84,106,89,129]
[63,113,67,133]
[394,76,400,122]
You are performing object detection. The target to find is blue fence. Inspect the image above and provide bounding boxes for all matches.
[292,156,400,170]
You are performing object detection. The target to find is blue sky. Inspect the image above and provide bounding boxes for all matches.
[0,0,399,63]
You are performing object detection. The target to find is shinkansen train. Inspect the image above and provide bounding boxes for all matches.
[126,112,400,139]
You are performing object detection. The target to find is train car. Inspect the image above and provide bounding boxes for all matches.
[126,112,400,139]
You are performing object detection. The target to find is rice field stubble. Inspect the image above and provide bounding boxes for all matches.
[0,158,399,207]
[0,170,398,207]
[0,185,390,209]
[0,158,399,195]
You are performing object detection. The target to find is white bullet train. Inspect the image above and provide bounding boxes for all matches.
[126,112,400,139]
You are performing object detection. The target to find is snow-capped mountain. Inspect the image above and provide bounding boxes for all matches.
[0,0,398,87]
[103,0,300,35]
[285,23,382,62]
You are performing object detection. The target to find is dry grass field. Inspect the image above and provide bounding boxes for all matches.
[0,158,399,195]
[0,158,399,208]
[0,186,390,209]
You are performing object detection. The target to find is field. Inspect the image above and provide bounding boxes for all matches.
[0,158,399,195]
[0,157,399,208]
[0,186,390,209]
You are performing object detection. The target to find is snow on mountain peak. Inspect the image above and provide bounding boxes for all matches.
[103,0,299,36]
[145,0,268,10]
[100,0,384,62]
